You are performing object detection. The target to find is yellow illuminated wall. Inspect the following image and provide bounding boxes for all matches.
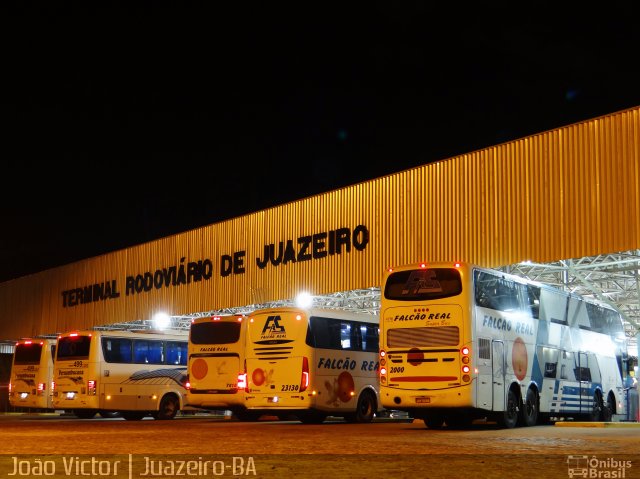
[0,106,639,339]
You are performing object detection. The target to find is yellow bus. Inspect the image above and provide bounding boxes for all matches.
[52,329,189,420]
[9,338,56,410]
[379,261,627,428]
[244,307,381,423]
[186,314,249,418]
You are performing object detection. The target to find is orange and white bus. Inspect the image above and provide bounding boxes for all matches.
[52,329,189,420]
[379,261,627,428]
[244,307,382,423]
[186,314,249,418]
[8,338,56,410]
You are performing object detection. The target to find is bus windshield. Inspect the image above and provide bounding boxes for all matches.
[56,335,92,360]
[13,343,44,365]
[190,321,241,344]
[384,268,462,301]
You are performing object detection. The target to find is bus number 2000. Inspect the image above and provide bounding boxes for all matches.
[281,384,299,392]
[390,367,404,373]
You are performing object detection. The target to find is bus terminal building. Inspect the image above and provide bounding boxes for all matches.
[1,106,639,356]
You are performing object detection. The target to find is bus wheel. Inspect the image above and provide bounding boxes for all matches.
[602,394,614,422]
[154,395,179,420]
[121,412,146,421]
[498,390,519,429]
[98,411,120,419]
[590,391,605,422]
[521,389,539,427]
[424,414,445,429]
[352,390,376,423]
[74,410,97,419]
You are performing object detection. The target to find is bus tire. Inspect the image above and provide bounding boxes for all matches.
[521,388,539,427]
[590,391,605,422]
[155,394,179,420]
[351,390,376,423]
[497,389,519,429]
[602,394,614,422]
[74,410,97,419]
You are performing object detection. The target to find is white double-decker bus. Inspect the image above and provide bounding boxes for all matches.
[186,314,249,418]
[379,261,628,428]
[243,307,382,423]
[9,338,56,410]
[52,329,189,420]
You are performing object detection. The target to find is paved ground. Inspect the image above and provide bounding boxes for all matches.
[0,414,638,478]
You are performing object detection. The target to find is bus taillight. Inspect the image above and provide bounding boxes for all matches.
[37,382,45,392]
[300,357,309,392]
[461,346,471,383]
[379,349,386,366]
[88,380,97,395]
[237,373,247,391]
[8,382,11,393]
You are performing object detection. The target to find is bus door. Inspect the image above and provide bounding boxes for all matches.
[475,338,493,410]
[492,340,505,411]
[577,351,592,414]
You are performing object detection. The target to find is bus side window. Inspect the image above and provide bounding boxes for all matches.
[167,341,187,365]
[362,325,379,352]
[133,340,164,365]
[350,322,363,351]
[103,338,133,363]
[526,285,540,319]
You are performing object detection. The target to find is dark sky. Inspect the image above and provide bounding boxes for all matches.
[2,3,640,283]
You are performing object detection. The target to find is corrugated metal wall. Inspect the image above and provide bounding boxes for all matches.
[1,106,639,340]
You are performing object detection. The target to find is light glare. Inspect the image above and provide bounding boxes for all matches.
[295,291,313,308]
[153,312,171,329]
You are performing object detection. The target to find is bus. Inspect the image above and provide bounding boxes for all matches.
[186,314,248,418]
[379,261,628,429]
[9,338,56,410]
[52,329,189,420]
[243,306,382,423]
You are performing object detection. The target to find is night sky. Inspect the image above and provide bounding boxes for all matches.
[2,3,640,283]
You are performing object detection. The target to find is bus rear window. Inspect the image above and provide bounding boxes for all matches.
[190,322,241,344]
[57,336,92,360]
[384,268,462,301]
[387,326,459,348]
[13,344,44,365]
